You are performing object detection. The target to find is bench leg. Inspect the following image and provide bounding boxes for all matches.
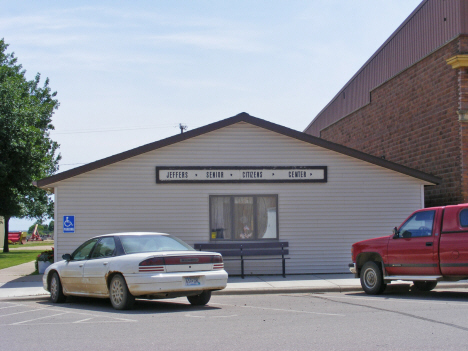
[282,257,286,278]
[241,257,245,279]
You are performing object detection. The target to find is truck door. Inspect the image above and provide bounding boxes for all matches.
[386,209,440,276]
[440,206,468,276]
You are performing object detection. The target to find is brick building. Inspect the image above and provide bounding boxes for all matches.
[304,0,468,207]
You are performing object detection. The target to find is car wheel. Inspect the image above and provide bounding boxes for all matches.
[360,261,386,295]
[109,274,135,310]
[50,272,66,303]
[187,290,212,306]
[413,281,437,291]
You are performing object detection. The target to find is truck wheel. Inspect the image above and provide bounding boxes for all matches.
[413,281,437,292]
[360,261,386,295]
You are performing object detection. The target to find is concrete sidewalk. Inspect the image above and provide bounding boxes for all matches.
[0,261,46,298]
[1,261,468,299]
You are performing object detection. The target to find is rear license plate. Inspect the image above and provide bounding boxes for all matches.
[185,277,201,286]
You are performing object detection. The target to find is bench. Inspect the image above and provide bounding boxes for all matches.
[194,241,289,279]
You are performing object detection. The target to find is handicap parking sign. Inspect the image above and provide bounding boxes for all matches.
[63,216,75,233]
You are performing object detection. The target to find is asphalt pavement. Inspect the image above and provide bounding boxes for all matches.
[1,260,468,299]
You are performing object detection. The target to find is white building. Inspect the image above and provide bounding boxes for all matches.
[35,113,439,275]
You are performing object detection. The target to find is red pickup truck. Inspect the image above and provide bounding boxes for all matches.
[350,203,468,294]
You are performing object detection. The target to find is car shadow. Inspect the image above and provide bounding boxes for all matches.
[34,295,221,314]
[345,284,468,302]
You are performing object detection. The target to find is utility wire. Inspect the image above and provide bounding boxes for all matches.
[53,123,180,135]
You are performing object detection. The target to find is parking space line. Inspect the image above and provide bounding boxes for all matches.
[10,312,68,325]
[317,294,468,307]
[0,304,24,310]
[211,303,344,316]
[0,308,49,318]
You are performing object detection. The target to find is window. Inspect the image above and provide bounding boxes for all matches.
[91,237,116,258]
[71,238,99,261]
[399,210,435,238]
[119,235,194,254]
[460,209,468,227]
[210,195,278,240]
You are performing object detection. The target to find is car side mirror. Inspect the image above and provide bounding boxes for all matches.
[392,227,399,239]
[62,253,72,261]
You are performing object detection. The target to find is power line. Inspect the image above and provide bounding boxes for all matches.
[53,123,180,135]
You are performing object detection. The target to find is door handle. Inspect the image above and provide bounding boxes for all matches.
[79,264,83,267]
[103,262,108,266]
[426,242,433,246]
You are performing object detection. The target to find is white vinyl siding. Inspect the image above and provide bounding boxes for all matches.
[51,122,426,274]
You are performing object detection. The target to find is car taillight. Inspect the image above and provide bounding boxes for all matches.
[139,257,165,272]
[212,255,224,270]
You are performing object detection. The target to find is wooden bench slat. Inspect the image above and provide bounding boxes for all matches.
[194,241,289,278]
[194,241,288,250]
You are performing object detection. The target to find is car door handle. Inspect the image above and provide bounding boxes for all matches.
[79,264,83,267]
[426,242,433,246]
[103,262,108,265]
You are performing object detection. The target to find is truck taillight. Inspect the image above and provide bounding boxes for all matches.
[212,255,224,269]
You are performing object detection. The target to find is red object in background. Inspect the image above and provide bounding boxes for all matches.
[8,232,22,243]
[28,224,43,241]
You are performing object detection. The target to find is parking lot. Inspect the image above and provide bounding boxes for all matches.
[2,289,468,351]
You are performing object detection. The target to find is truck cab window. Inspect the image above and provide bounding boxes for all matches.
[460,209,468,227]
[399,210,435,238]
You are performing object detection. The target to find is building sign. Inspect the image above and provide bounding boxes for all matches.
[63,216,75,233]
[156,166,327,183]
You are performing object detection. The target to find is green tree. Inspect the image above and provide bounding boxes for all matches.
[48,220,54,233]
[28,222,47,235]
[0,39,60,252]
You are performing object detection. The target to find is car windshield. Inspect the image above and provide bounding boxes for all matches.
[119,235,195,254]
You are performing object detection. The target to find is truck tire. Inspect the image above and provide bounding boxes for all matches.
[413,281,437,292]
[360,261,386,295]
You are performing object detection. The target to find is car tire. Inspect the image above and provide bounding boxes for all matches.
[413,281,437,292]
[109,274,135,310]
[50,272,67,303]
[187,290,212,306]
[360,261,386,295]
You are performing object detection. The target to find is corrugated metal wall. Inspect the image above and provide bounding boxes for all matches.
[52,122,427,274]
[305,0,468,136]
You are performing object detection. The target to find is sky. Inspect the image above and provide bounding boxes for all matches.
[2,0,423,230]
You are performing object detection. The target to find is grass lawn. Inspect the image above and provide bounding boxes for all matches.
[15,241,54,247]
[0,250,43,270]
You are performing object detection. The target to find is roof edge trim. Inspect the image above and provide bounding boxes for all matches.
[35,112,441,188]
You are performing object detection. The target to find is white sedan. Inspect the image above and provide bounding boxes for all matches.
[43,232,228,310]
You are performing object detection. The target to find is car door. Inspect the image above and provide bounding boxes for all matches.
[82,237,116,295]
[60,238,99,294]
[386,210,439,276]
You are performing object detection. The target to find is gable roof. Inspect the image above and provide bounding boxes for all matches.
[34,112,441,189]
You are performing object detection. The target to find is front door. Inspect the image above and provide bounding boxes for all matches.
[60,238,99,294]
[60,261,86,294]
[386,210,439,276]
[82,237,116,295]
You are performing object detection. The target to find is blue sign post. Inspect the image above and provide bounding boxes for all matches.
[63,216,75,233]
